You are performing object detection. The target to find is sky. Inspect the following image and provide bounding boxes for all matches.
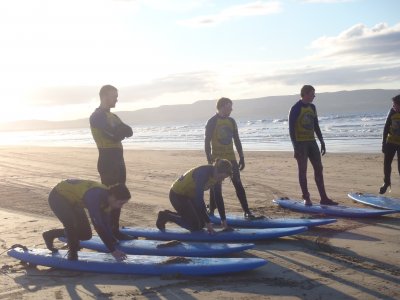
[1,0,399,122]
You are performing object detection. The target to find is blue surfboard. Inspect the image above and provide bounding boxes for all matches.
[348,192,400,211]
[120,226,307,242]
[273,198,397,218]
[8,246,266,276]
[209,213,337,228]
[59,236,254,257]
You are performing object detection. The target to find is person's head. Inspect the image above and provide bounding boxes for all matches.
[108,183,131,209]
[300,85,315,103]
[99,85,118,109]
[392,94,400,112]
[213,159,233,182]
[216,97,233,117]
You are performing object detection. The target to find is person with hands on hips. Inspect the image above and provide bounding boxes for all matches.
[155,159,233,234]
[42,180,131,261]
[289,85,338,206]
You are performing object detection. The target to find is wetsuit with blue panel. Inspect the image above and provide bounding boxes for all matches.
[166,165,223,231]
[205,114,250,216]
[47,179,117,255]
[90,107,132,237]
[289,100,328,201]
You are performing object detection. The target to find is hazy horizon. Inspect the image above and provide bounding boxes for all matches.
[1,0,399,123]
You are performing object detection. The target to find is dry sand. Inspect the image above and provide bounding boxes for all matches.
[0,146,399,299]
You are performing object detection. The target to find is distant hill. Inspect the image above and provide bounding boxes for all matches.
[1,89,398,131]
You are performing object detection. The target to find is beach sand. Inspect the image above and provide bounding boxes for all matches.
[0,146,399,299]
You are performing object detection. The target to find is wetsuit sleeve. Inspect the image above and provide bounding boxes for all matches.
[312,105,324,142]
[288,102,300,148]
[231,118,244,159]
[83,189,117,252]
[113,115,133,140]
[382,109,393,144]
[192,167,211,223]
[90,111,132,141]
[204,117,215,163]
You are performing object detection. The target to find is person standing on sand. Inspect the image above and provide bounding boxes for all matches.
[379,94,400,194]
[42,180,130,261]
[156,159,233,233]
[205,97,259,220]
[90,85,135,240]
[288,85,338,206]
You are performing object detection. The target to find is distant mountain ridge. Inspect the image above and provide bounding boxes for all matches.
[1,89,398,131]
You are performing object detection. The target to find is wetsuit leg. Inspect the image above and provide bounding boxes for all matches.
[212,182,227,220]
[98,148,126,235]
[308,141,328,200]
[383,143,397,185]
[48,190,91,253]
[97,149,124,186]
[231,160,250,213]
[209,186,217,214]
[295,142,310,200]
[397,145,400,176]
[169,191,204,231]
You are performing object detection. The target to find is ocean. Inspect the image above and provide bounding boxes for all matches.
[0,113,386,153]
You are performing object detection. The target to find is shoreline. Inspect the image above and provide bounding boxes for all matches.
[0,144,384,154]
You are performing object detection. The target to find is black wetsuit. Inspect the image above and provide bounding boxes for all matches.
[205,114,250,216]
[48,180,117,253]
[167,165,222,231]
[90,107,132,235]
[289,100,328,200]
[382,108,400,185]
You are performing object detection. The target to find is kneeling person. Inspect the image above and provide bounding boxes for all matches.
[42,180,131,261]
[156,159,232,233]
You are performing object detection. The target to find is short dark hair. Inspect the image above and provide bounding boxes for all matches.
[216,97,232,109]
[99,85,117,100]
[300,85,315,97]
[109,184,131,201]
[214,159,233,176]
[392,94,400,105]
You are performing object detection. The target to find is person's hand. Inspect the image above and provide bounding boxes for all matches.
[382,143,386,154]
[206,222,216,235]
[320,141,326,156]
[238,156,245,171]
[111,249,127,261]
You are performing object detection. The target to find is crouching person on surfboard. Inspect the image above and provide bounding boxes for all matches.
[156,159,233,234]
[42,180,131,261]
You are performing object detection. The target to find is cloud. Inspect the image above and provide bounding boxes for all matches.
[120,71,216,100]
[247,63,400,86]
[311,22,400,59]
[29,72,216,106]
[179,1,282,27]
[29,86,99,106]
